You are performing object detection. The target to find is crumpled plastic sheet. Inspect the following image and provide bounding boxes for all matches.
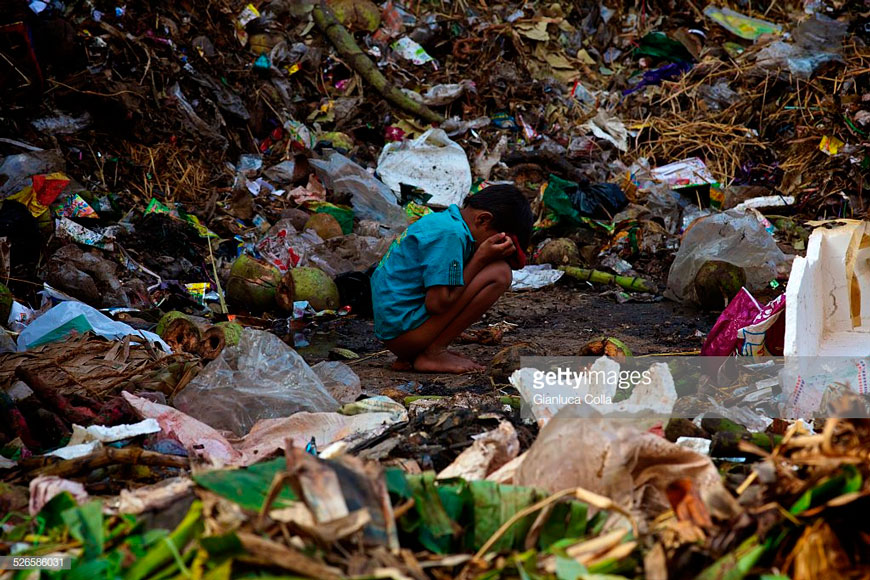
[17,300,170,352]
[122,391,242,467]
[510,265,564,291]
[515,404,741,532]
[173,328,339,437]
[377,128,472,208]
[310,151,407,229]
[29,476,89,516]
[666,210,787,304]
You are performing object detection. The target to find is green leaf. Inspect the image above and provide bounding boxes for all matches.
[468,481,545,552]
[790,465,863,515]
[540,502,589,550]
[696,536,765,580]
[200,532,245,558]
[37,492,78,531]
[193,459,296,512]
[385,467,412,498]
[203,559,233,580]
[556,556,586,580]
[61,501,104,560]
[406,473,457,554]
[62,557,110,580]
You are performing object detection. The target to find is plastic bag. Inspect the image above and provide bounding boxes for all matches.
[0,149,65,199]
[17,301,170,352]
[377,128,472,208]
[510,265,564,291]
[312,361,362,404]
[756,18,847,80]
[515,403,739,530]
[666,210,787,304]
[755,41,842,79]
[542,174,628,224]
[702,288,785,358]
[310,151,407,229]
[173,329,339,436]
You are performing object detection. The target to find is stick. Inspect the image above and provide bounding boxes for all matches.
[207,235,227,315]
[312,1,443,124]
[558,266,657,293]
[18,446,189,477]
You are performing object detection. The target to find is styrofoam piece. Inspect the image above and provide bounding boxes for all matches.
[785,220,870,357]
[47,441,102,460]
[732,195,794,212]
[676,437,712,455]
[68,418,161,445]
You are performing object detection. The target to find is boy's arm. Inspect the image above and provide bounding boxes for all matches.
[425,233,515,314]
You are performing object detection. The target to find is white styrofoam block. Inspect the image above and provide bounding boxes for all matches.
[785,221,870,358]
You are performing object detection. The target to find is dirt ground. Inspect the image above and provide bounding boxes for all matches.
[300,279,719,395]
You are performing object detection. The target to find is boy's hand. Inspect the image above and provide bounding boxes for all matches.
[478,233,516,264]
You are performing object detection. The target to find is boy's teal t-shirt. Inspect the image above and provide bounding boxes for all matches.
[371,204,475,340]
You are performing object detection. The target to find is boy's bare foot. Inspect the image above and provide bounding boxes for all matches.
[391,358,414,371]
[413,349,485,374]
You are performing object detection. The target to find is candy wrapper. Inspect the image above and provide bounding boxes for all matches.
[58,193,98,218]
[56,217,116,250]
[235,3,259,45]
[392,37,435,66]
[284,119,316,151]
[145,198,218,238]
[650,157,718,188]
[703,5,782,41]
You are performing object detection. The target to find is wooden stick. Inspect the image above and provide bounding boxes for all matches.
[18,446,189,477]
[312,1,443,124]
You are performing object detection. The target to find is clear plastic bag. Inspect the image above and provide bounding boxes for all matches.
[666,210,787,304]
[309,151,407,229]
[173,328,339,436]
[312,361,362,404]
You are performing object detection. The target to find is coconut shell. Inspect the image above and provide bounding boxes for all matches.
[215,321,243,346]
[225,255,282,313]
[282,267,340,312]
[489,342,545,384]
[156,311,191,338]
[163,317,202,354]
[198,326,225,361]
[536,238,581,266]
[304,213,343,240]
[693,260,746,311]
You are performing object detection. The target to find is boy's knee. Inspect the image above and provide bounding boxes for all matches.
[489,260,512,290]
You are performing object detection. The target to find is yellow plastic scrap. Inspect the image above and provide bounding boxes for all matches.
[819,135,845,156]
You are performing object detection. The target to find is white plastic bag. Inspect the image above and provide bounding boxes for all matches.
[377,128,472,208]
[173,329,339,436]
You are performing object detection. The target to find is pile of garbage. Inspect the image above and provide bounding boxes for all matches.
[3,0,870,577]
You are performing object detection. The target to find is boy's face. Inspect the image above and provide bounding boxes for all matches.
[468,210,501,247]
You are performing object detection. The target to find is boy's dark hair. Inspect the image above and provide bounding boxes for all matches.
[464,184,534,249]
